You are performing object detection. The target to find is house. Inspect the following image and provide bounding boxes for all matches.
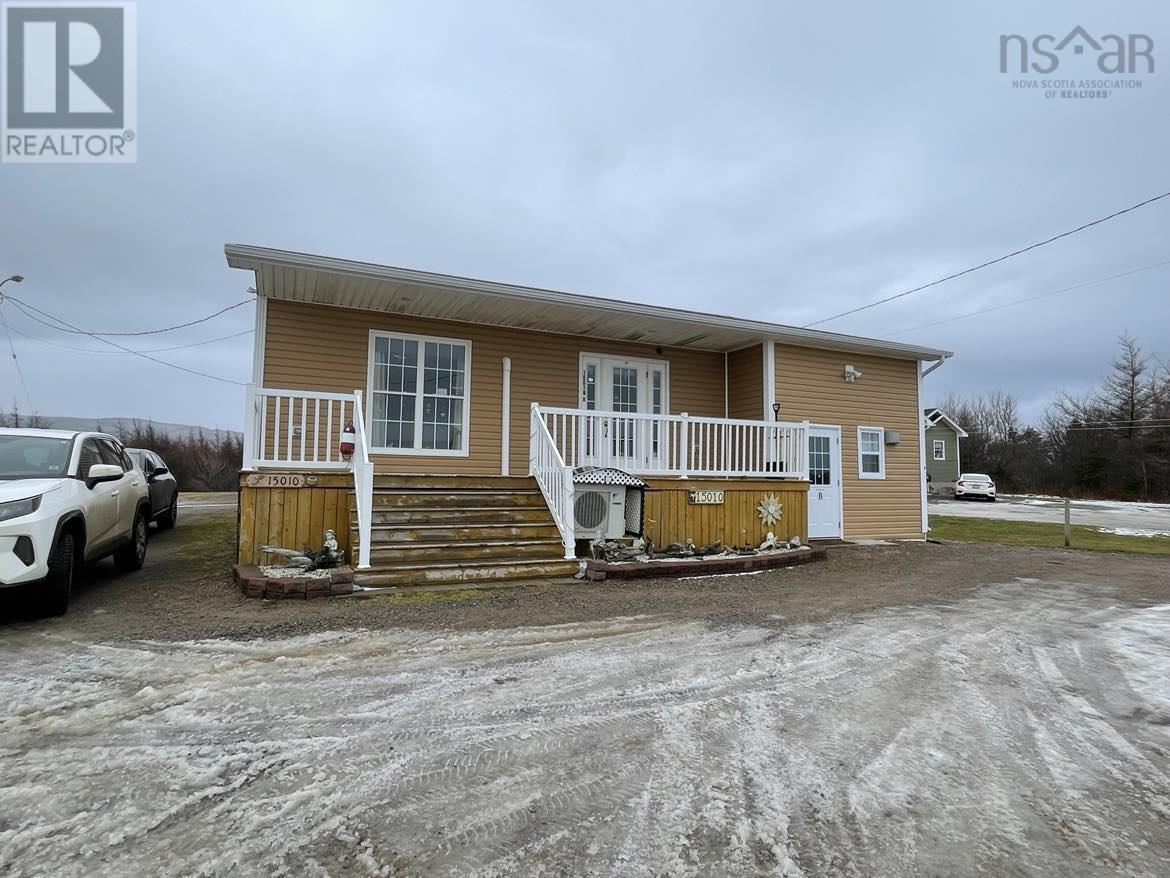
[227,244,953,586]
[923,408,968,495]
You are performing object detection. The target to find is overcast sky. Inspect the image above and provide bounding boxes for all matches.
[1,0,1167,431]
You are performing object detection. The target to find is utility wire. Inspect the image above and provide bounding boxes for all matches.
[4,296,246,386]
[5,321,253,355]
[1060,424,1170,432]
[9,297,252,337]
[0,302,35,411]
[889,258,1170,336]
[805,190,1170,327]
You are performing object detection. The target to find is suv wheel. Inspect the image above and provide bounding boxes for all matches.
[43,531,75,616]
[114,510,148,572]
[158,495,178,530]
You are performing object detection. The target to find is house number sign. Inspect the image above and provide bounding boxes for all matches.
[688,489,725,505]
[245,473,306,489]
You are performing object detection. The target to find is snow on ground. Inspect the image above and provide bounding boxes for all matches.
[2,584,1170,876]
[1096,527,1170,538]
[932,494,1170,533]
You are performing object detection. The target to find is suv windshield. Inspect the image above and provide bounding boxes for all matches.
[0,435,72,479]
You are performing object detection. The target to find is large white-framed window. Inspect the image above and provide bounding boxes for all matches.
[933,439,946,461]
[367,330,471,456]
[857,426,886,479]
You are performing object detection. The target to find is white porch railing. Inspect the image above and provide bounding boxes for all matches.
[529,403,576,559]
[243,384,373,570]
[243,385,361,469]
[537,405,809,480]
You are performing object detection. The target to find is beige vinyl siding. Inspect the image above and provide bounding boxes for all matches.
[263,299,725,475]
[774,344,923,539]
[726,344,763,419]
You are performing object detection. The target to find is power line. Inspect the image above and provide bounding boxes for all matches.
[5,321,253,355]
[1060,424,1170,432]
[889,258,1170,336]
[9,297,252,337]
[805,190,1170,327]
[4,296,246,386]
[0,302,34,411]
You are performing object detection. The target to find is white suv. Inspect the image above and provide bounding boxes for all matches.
[0,429,151,615]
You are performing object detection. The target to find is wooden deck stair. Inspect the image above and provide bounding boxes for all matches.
[348,475,579,587]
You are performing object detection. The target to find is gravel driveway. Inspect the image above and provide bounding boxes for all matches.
[931,495,1170,536]
[2,539,1169,875]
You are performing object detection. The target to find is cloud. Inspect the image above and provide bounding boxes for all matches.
[0,0,1166,429]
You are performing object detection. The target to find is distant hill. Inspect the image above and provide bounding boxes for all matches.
[34,417,241,440]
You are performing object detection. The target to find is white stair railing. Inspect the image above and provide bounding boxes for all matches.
[529,403,576,560]
[351,389,373,570]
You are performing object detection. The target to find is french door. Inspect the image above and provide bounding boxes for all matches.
[580,355,668,471]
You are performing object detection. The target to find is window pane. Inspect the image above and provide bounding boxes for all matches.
[372,335,467,451]
[862,454,881,474]
[584,364,596,410]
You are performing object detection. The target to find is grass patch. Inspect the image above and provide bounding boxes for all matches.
[170,511,237,562]
[929,515,1170,556]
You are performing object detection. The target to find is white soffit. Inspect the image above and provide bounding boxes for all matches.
[225,244,952,362]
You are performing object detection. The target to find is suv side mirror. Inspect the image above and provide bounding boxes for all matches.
[149,465,169,478]
[86,463,123,488]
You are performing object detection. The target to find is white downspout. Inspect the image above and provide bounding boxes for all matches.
[501,357,512,476]
[918,362,932,536]
[761,340,776,420]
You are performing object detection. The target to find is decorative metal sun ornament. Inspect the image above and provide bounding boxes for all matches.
[756,494,783,526]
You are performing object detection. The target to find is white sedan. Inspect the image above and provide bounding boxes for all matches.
[955,473,996,501]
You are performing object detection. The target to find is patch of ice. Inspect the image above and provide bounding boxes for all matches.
[676,570,767,581]
[1095,527,1170,538]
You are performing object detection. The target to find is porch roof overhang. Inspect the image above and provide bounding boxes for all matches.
[226,243,952,362]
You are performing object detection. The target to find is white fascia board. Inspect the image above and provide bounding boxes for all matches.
[225,244,953,362]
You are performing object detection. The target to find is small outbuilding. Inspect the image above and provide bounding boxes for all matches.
[923,408,968,495]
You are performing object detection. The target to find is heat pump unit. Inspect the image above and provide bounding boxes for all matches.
[573,488,627,541]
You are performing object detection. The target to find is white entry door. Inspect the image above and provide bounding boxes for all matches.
[581,355,668,471]
[807,426,842,539]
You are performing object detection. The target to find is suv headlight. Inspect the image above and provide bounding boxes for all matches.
[0,495,42,523]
